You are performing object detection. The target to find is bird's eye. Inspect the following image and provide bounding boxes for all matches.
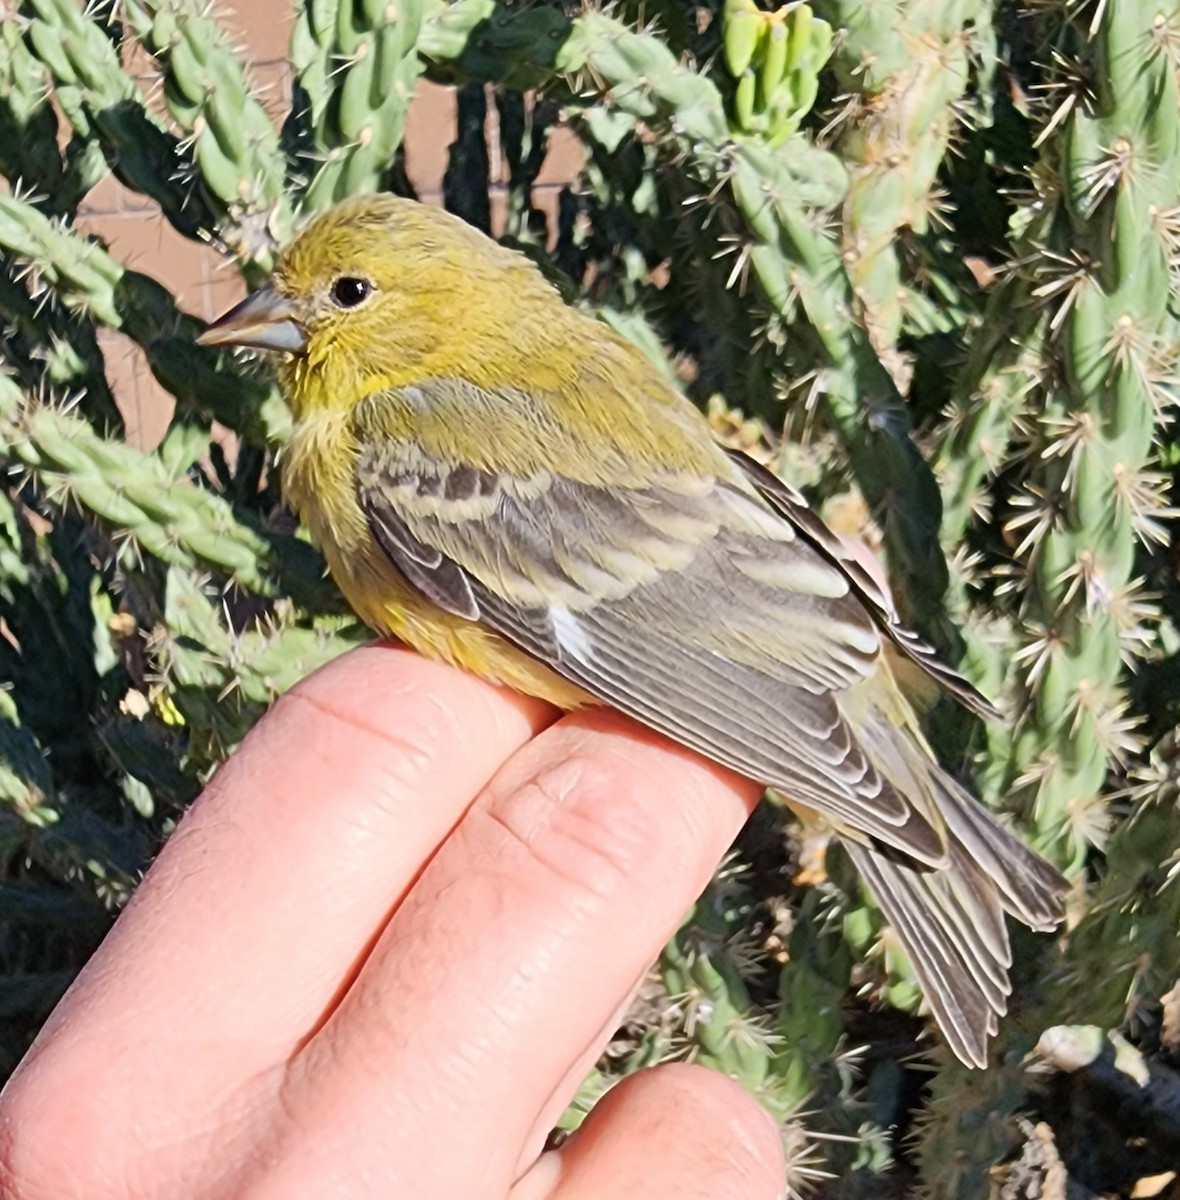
[330,277,373,309]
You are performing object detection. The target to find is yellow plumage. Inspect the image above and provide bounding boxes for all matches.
[199,194,1066,1067]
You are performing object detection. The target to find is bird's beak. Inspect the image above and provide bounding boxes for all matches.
[197,286,308,354]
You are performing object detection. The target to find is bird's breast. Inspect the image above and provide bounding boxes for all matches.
[282,409,369,556]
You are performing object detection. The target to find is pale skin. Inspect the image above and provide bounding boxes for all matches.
[0,643,785,1199]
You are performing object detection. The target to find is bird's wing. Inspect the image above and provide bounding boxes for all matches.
[725,451,1000,722]
[352,387,950,867]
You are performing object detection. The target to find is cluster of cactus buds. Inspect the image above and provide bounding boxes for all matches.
[122,0,291,264]
[290,0,428,211]
[722,0,833,146]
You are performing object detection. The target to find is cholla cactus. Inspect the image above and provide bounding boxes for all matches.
[721,1,834,146]
[992,2,1178,868]
[291,0,428,210]
[2,0,1180,1191]
[122,0,292,263]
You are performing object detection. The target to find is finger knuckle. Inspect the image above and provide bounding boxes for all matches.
[0,1064,115,1200]
[484,751,663,903]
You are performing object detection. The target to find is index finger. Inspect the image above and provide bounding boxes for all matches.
[9,644,555,1140]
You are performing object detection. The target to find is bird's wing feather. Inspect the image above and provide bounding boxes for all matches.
[845,840,1006,1068]
[725,451,1000,723]
[353,396,950,867]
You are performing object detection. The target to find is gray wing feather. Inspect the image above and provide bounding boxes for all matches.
[354,409,1068,1069]
[357,442,950,866]
[726,451,1001,723]
[368,500,479,620]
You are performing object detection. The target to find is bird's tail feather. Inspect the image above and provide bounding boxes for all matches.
[848,839,1005,1067]
[935,773,1066,932]
[844,720,1068,1067]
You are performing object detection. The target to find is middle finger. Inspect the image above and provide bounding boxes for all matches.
[259,711,762,1200]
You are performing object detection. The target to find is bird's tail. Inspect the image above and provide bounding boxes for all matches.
[842,711,1068,1067]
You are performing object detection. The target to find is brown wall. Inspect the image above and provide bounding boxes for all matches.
[76,1,582,446]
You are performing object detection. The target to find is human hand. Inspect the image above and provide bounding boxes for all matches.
[0,644,784,1199]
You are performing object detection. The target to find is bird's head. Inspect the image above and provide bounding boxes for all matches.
[199,194,549,413]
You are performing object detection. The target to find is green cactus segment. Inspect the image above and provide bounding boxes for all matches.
[0,580,54,821]
[2,397,336,609]
[291,0,428,212]
[0,249,122,429]
[159,567,360,746]
[775,889,852,1112]
[729,140,950,626]
[662,932,780,1099]
[1043,732,1180,1030]
[721,1,832,146]
[822,0,979,371]
[419,0,571,87]
[0,193,288,441]
[2,381,353,812]
[662,870,795,1117]
[913,734,1180,1198]
[20,0,215,239]
[1,460,158,912]
[1002,3,1180,866]
[928,272,1050,790]
[0,193,124,328]
[557,15,729,144]
[121,0,291,262]
[935,277,1051,560]
[911,1051,1034,1200]
[659,864,854,1131]
[0,18,68,204]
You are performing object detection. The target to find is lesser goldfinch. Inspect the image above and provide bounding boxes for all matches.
[199,194,1066,1067]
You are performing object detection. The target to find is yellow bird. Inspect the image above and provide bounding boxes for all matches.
[199,194,1065,1067]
